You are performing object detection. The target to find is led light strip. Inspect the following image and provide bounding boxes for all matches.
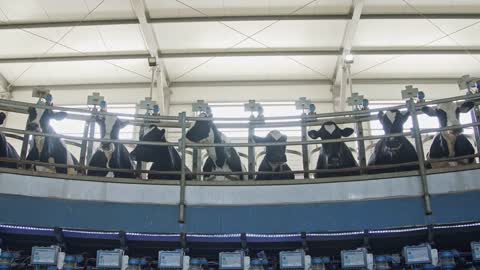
[247,233,301,238]
[369,227,428,234]
[434,222,480,229]
[126,232,180,237]
[189,234,241,238]
[63,229,119,235]
[0,224,53,231]
[307,231,364,237]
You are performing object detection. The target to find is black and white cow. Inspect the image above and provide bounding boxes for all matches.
[130,125,192,180]
[185,113,245,181]
[368,110,418,173]
[26,106,78,174]
[0,112,19,168]
[87,113,135,178]
[253,130,294,180]
[422,101,476,167]
[308,121,358,178]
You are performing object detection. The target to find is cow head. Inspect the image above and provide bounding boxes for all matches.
[308,121,354,141]
[422,101,474,134]
[0,112,6,125]
[27,107,67,133]
[378,110,410,134]
[96,114,129,149]
[130,126,167,162]
[185,113,214,143]
[253,130,288,163]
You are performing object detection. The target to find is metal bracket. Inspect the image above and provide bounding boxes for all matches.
[427,224,435,248]
[181,232,187,250]
[32,87,50,99]
[87,92,104,106]
[119,230,128,251]
[301,232,308,252]
[241,232,247,251]
[401,85,419,100]
[295,97,312,112]
[54,227,67,251]
[362,229,370,249]
[139,97,158,111]
[347,92,364,108]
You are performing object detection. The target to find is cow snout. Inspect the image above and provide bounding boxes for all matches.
[27,122,40,131]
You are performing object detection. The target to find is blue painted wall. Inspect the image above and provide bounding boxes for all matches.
[0,192,479,233]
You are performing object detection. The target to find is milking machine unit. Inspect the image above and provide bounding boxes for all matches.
[402,244,438,270]
[125,258,147,270]
[310,257,331,270]
[30,246,65,270]
[62,255,83,270]
[187,258,207,270]
[96,249,128,270]
[279,250,311,270]
[0,250,19,270]
[219,251,250,270]
[340,248,372,270]
[373,255,402,270]
[158,250,189,270]
[471,242,480,268]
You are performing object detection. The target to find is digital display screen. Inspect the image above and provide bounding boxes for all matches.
[31,247,58,265]
[279,251,304,269]
[97,250,122,268]
[472,242,480,261]
[341,250,366,268]
[404,246,431,265]
[219,252,243,269]
[158,251,183,268]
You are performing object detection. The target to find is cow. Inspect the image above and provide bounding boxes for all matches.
[368,110,419,173]
[185,113,246,181]
[422,101,476,167]
[0,112,19,168]
[252,130,295,180]
[308,121,358,178]
[130,125,192,180]
[87,108,135,178]
[26,103,78,175]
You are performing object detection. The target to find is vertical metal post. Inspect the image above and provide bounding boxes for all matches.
[407,99,432,215]
[192,148,200,180]
[355,119,367,174]
[301,114,310,179]
[248,120,255,180]
[19,121,30,169]
[136,122,146,179]
[78,120,90,175]
[179,112,187,224]
[86,111,97,163]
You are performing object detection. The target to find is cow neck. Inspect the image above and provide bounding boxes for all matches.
[440,131,457,157]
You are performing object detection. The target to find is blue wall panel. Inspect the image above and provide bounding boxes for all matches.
[0,192,479,233]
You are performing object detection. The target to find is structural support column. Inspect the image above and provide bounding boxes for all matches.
[332,0,364,112]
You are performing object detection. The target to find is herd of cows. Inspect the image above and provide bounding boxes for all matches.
[0,99,477,180]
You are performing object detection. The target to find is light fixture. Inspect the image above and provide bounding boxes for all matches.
[344,53,354,64]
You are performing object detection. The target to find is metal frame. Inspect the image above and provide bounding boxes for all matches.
[1,93,480,221]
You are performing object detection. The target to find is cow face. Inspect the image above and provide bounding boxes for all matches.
[130,126,167,162]
[27,107,67,132]
[308,121,354,141]
[0,112,6,125]
[96,114,129,149]
[185,113,213,143]
[422,101,474,134]
[253,130,288,163]
[378,110,409,135]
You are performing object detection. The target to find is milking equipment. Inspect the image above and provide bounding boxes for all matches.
[0,250,18,270]
[402,244,438,270]
[341,248,372,270]
[437,251,459,270]
[310,257,331,270]
[31,246,65,270]
[219,251,250,270]
[279,250,311,270]
[96,249,128,270]
[158,250,189,270]
[188,258,207,270]
[471,242,480,267]
[126,258,147,270]
[62,255,83,270]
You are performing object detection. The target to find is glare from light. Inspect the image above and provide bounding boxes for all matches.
[345,54,354,64]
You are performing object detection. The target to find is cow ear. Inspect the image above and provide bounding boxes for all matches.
[459,101,475,113]
[422,106,437,117]
[340,127,355,137]
[52,111,67,120]
[252,135,267,143]
[377,111,384,121]
[308,130,320,139]
[0,112,5,125]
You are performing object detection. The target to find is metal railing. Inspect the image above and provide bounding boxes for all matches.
[1,93,480,221]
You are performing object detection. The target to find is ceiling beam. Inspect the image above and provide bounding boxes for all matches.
[0,13,479,30]
[10,78,461,92]
[0,47,479,64]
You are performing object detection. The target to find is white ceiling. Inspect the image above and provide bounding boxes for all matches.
[0,0,479,87]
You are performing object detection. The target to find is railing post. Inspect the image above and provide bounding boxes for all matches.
[407,99,432,215]
[136,121,146,179]
[19,123,29,170]
[301,114,310,179]
[248,120,255,180]
[78,119,90,175]
[469,96,480,160]
[355,119,367,174]
[192,148,200,181]
[86,111,97,163]
[179,112,187,224]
